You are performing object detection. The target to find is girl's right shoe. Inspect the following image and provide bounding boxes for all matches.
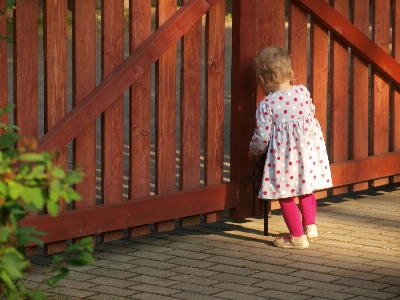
[273,234,309,249]
[305,224,318,239]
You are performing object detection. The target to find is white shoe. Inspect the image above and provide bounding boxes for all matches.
[305,224,318,239]
[273,234,309,249]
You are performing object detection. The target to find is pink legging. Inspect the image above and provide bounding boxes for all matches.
[278,193,316,237]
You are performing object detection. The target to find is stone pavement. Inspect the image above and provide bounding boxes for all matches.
[25,183,400,300]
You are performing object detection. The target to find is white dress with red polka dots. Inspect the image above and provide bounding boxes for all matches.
[249,84,332,199]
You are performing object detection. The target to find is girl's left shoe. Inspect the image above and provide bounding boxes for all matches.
[273,234,309,249]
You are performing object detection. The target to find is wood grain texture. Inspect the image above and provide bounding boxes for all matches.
[351,0,369,192]
[101,0,125,242]
[0,0,7,123]
[392,0,400,183]
[72,0,97,209]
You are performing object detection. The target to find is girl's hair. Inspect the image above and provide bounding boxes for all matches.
[255,46,294,87]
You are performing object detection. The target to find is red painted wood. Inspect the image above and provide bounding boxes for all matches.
[392,0,400,183]
[330,0,348,195]
[292,0,400,88]
[204,0,225,223]
[35,0,218,154]
[101,0,125,242]
[20,183,238,245]
[128,0,152,236]
[154,0,177,232]
[371,0,390,187]
[288,1,307,85]
[0,0,7,122]
[180,0,201,190]
[309,0,329,199]
[230,1,258,219]
[43,0,68,254]
[351,0,369,192]
[13,0,38,142]
[72,0,97,209]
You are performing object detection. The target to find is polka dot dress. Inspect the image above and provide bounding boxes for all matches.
[249,84,333,199]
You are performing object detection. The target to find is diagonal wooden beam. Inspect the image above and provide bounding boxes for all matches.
[292,0,400,88]
[36,0,219,153]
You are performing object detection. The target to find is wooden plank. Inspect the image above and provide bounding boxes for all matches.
[392,0,400,183]
[330,0,348,195]
[330,151,400,188]
[230,1,258,219]
[309,0,329,199]
[13,0,38,142]
[350,0,369,192]
[204,0,225,223]
[371,0,390,187]
[100,0,125,242]
[0,0,7,121]
[20,183,239,245]
[288,1,307,86]
[252,0,286,217]
[72,0,97,209]
[154,0,177,232]
[128,0,152,236]
[292,0,400,89]
[43,0,68,254]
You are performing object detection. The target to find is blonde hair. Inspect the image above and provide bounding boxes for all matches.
[255,46,294,87]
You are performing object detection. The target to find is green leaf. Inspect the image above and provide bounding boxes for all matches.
[0,226,11,243]
[29,187,46,209]
[8,181,24,200]
[51,167,65,179]
[25,290,47,300]
[66,252,94,267]
[46,201,59,217]
[65,237,94,253]
[64,171,84,184]
[51,254,63,264]
[0,132,21,148]
[66,189,82,202]
[19,153,45,162]
[0,180,8,196]
[46,267,69,287]
[0,35,12,43]
[29,164,46,178]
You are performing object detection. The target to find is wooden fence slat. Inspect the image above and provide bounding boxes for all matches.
[0,0,7,123]
[13,0,38,142]
[72,0,97,209]
[204,0,225,223]
[372,0,390,188]
[128,0,152,237]
[178,0,202,227]
[288,1,307,86]
[154,0,177,232]
[101,0,125,242]
[351,0,369,192]
[309,0,329,200]
[43,0,68,254]
[330,0,349,195]
[20,183,238,244]
[393,0,400,183]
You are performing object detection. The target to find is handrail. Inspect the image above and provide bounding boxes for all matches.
[36,0,219,153]
[292,0,400,88]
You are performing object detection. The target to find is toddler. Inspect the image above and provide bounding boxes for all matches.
[248,46,332,249]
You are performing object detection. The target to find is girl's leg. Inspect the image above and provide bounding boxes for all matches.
[298,193,316,226]
[278,197,304,237]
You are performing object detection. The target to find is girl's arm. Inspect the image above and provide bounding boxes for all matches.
[248,102,272,157]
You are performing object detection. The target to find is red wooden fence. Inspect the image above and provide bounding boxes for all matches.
[0,0,398,252]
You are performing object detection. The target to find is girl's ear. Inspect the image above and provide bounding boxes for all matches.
[257,75,265,85]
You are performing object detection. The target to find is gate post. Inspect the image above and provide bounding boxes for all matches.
[230,0,286,219]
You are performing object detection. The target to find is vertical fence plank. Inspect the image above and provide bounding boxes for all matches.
[0,0,7,122]
[128,0,152,237]
[72,0,96,210]
[43,0,68,254]
[393,0,400,183]
[310,0,329,200]
[13,0,38,142]
[179,0,202,227]
[351,0,369,192]
[204,0,225,223]
[101,0,125,242]
[255,0,286,214]
[154,0,177,232]
[288,1,307,86]
[330,0,349,195]
[372,0,390,187]
[230,1,257,219]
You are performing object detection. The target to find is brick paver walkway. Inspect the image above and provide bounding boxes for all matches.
[25,184,400,299]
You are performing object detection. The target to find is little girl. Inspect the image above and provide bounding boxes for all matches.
[248,46,332,249]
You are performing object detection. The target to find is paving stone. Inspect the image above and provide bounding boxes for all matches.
[87,267,135,279]
[127,266,180,278]
[214,290,267,300]
[333,277,390,290]
[167,257,216,269]
[253,280,308,293]
[94,243,136,254]
[212,281,264,294]
[92,259,136,270]
[329,269,384,281]
[167,282,222,295]
[89,284,138,297]
[207,264,255,276]
[168,274,219,286]
[172,291,223,300]
[131,258,177,270]
[166,249,212,260]
[293,279,347,292]
[211,273,263,285]
[205,255,255,268]
[128,250,176,261]
[250,272,301,284]
[94,251,137,262]
[170,265,219,277]
[299,287,354,300]
[129,283,181,296]
[287,261,339,274]
[87,276,138,288]
[56,278,97,290]
[340,286,398,299]
[291,270,342,282]
[129,275,180,287]
[164,241,209,252]
[255,289,310,300]
[46,286,97,298]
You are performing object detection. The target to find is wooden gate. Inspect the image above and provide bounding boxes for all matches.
[1,0,399,254]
